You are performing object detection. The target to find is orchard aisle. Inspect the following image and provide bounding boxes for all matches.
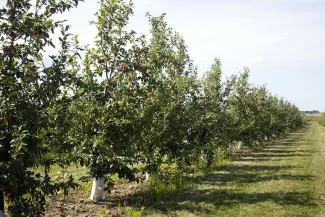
[145,122,325,217]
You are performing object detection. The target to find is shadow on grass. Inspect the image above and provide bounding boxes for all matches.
[153,190,317,214]
[186,160,315,185]
[139,129,318,214]
[189,172,315,185]
[248,153,311,158]
[237,157,285,162]
[256,149,315,154]
[95,126,317,214]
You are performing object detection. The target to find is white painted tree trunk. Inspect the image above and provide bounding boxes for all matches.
[238,141,244,150]
[90,177,105,201]
[228,142,234,152]
[145,172,150,180]
[0,210,7,217]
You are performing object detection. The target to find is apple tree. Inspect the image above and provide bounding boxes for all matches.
[67,0,155,200]
[0,0,83,215]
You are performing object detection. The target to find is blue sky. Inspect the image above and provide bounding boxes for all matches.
[3,0,324,111]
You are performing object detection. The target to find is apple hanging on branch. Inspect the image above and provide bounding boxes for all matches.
[49,7,56,14]
[3,47,10,54]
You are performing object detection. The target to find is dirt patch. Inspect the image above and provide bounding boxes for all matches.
[44,177,146,217]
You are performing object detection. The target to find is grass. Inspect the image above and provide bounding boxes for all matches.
[128,122,325,217]
[33,164,89,179]
[303,113,321,122]
[32,121,325,216]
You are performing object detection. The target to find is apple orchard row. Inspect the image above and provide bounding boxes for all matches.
[0,0,303,216]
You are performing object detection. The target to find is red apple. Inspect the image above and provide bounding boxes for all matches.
[3,47,10,54]
[7,8,14,13]
[98,58,105,64]
[128,77,131,83]
[137,49,142,55]
[6,115,13,121]
[8,15,15,22]
[9,31,15,38]
[33,29,40,36]
[98,31,102,36]
[105,89,110,95]
[103,20,108,25]
[63,115,68,121]
[120,63,126,71]
[49,7,56,14]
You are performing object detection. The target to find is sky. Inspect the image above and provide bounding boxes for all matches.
[2,0,324,111]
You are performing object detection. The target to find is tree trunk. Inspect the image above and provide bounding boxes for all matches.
[90,177,105,201]
[206,151,214,168]
[146,143,154,181]
[238,141,244,150]
[0,210,6,217]
[145,172,150,181]
[228,142,234,152]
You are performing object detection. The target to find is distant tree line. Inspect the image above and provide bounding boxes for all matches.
[301,110,320,114]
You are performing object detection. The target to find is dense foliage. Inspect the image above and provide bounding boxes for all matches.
[0,0,83,216]
[0,0,303,216]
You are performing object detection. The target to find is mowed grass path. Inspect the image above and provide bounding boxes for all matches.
[143,122,325,217]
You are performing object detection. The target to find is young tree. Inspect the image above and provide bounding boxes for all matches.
[227,69,255,146]
[135,13,199,177]
[68,0,154,200]
[201,58,233,167]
